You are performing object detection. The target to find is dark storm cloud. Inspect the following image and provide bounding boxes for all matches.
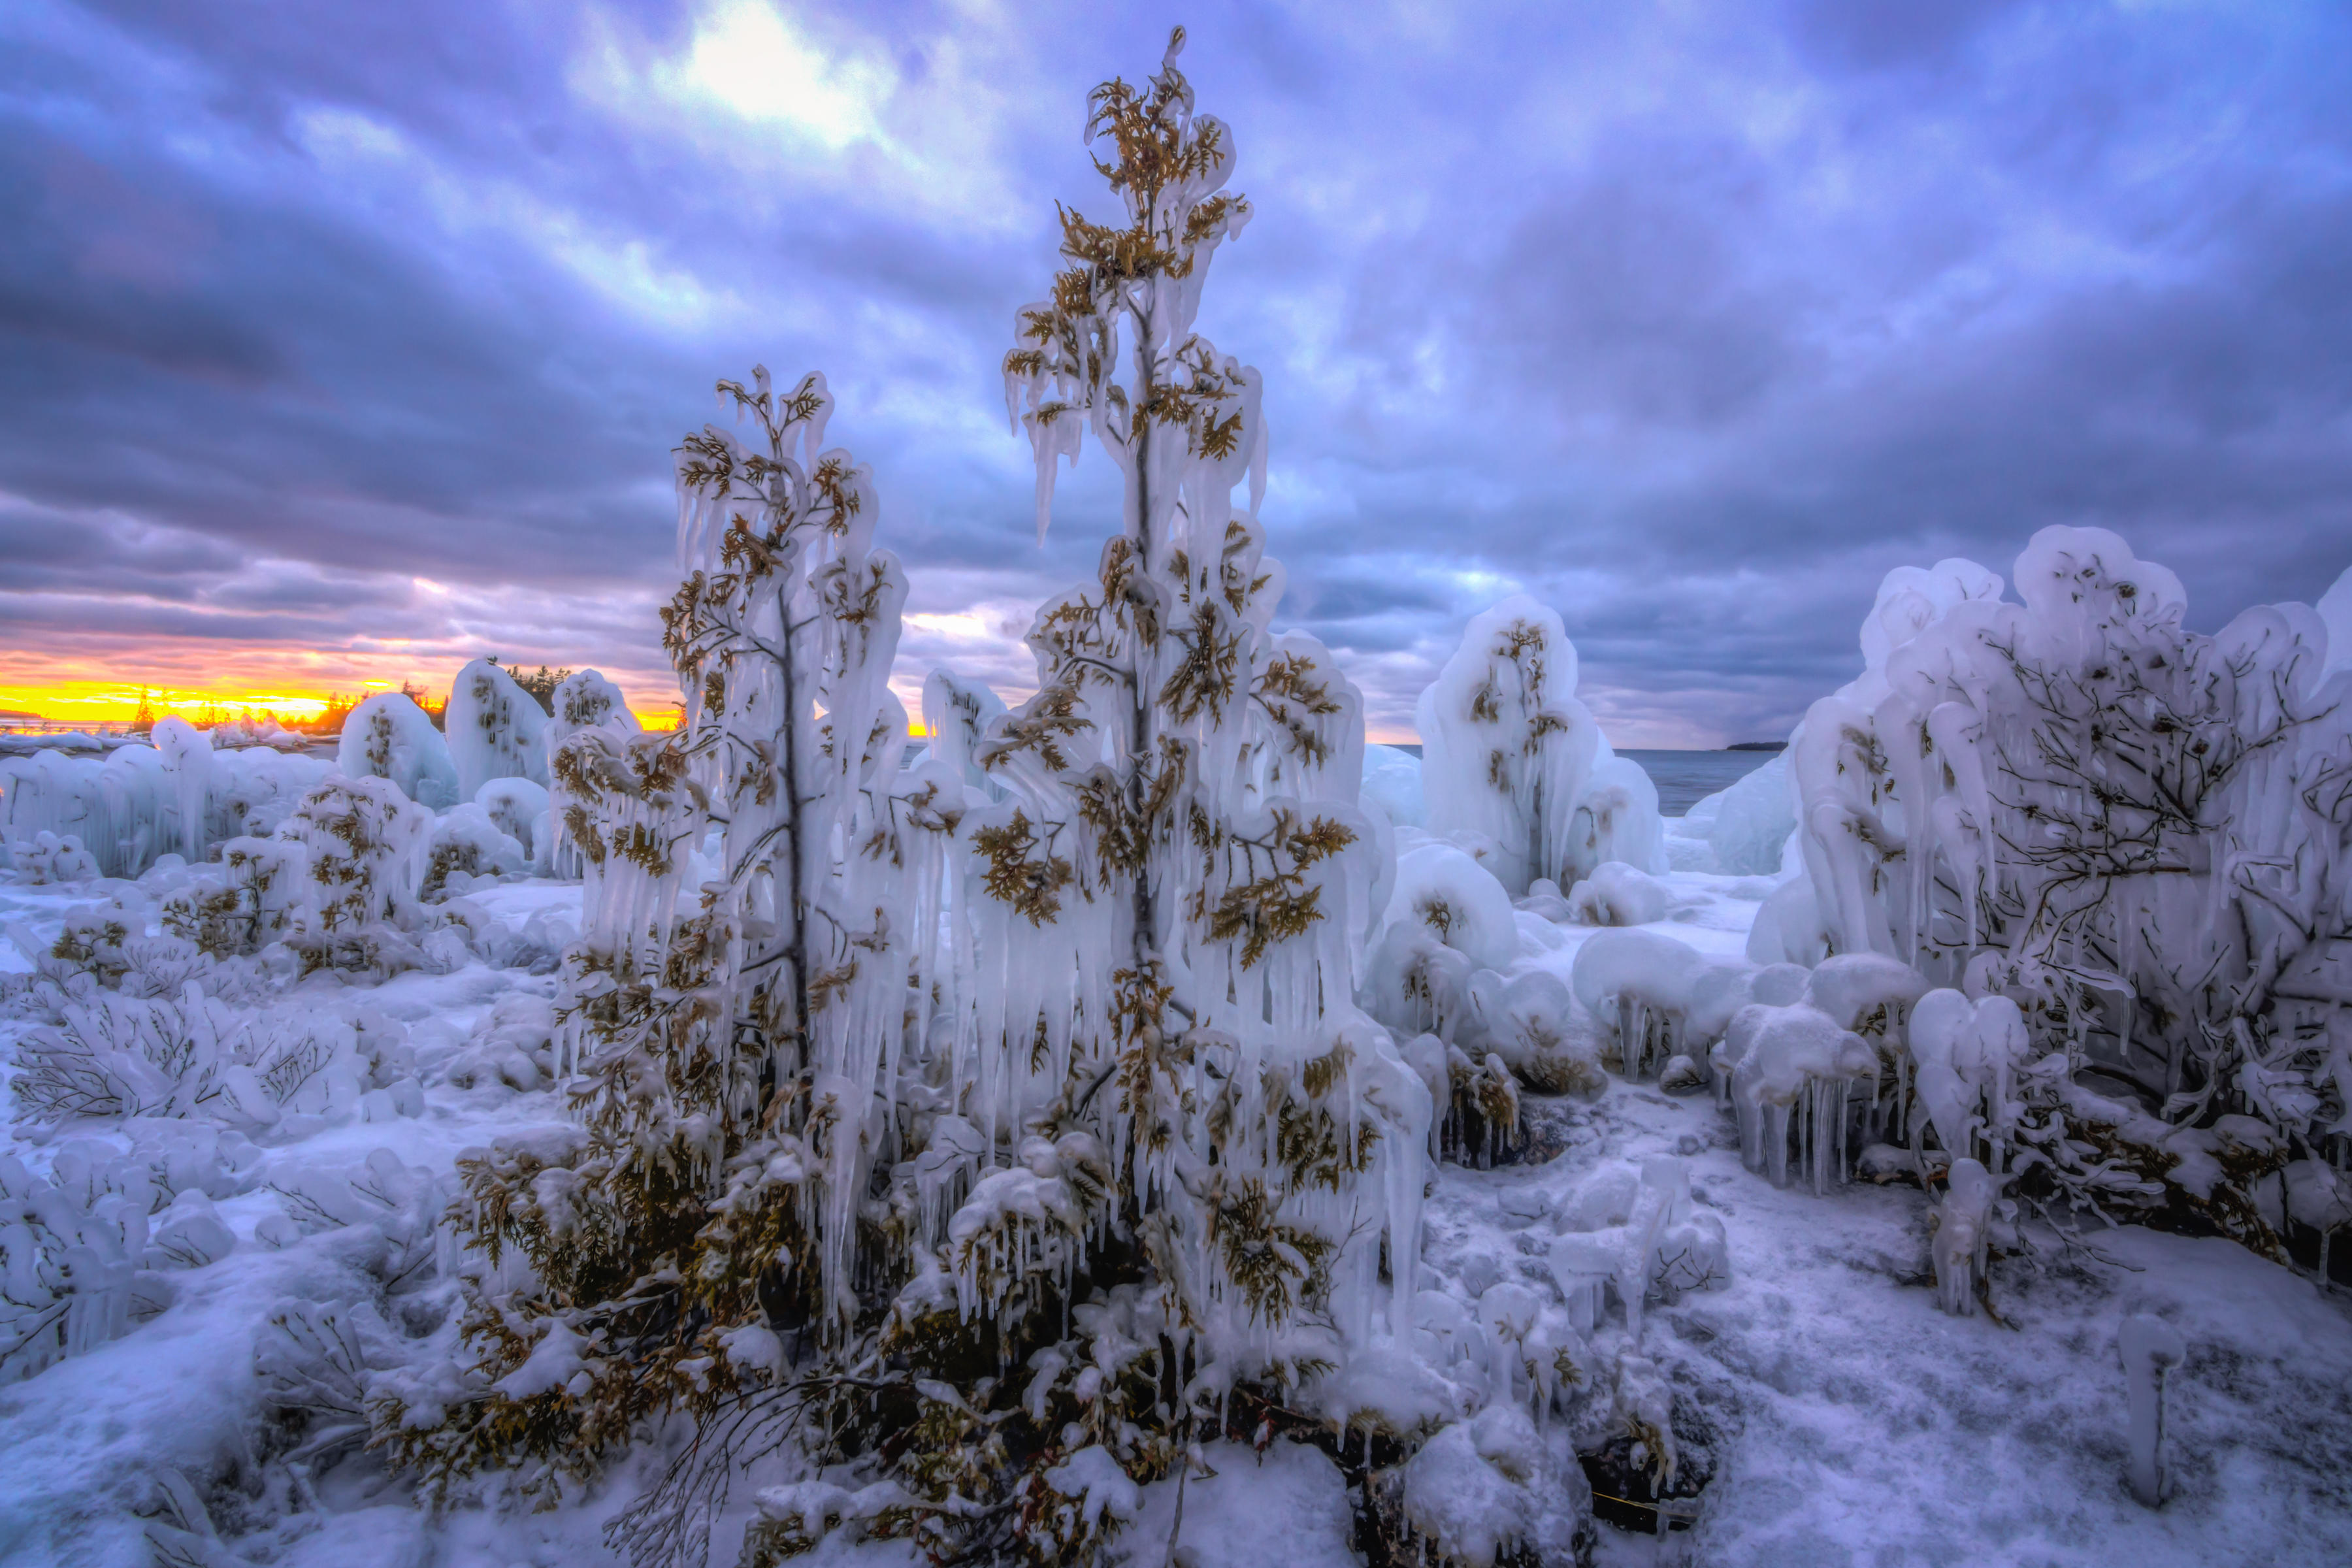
[3,0,2347,741]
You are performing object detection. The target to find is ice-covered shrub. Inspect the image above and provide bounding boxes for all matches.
[542,670,642,880]
[336,693,460,809]
[0,1150,180,1382]
[1386,1402,1591,1568]
[1544,1157,1729,1341]
[1564,860,1669,927]
[1416,595,1668,894]
[446,658,550,801]
[474,777,549,867]
[441,992,557,1093]
[420,803,527,900]
[1787,528,2352,1247]
[157,836,311,958]
[8,830,99,884]
[276,775,431,973]
[10,984,369,1131]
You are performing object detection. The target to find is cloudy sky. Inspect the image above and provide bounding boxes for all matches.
[3,0,2347,742]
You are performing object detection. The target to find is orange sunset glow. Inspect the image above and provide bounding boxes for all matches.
[0,648,682,732]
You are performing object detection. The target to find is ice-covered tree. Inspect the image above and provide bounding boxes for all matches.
[382,36,1438,1568]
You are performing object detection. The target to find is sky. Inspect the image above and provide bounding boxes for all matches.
[3,0,2348,743]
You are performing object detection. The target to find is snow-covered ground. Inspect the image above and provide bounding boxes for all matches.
[4,868,2347,1567]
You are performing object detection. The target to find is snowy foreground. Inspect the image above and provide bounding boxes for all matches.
[5,864,2345,1568]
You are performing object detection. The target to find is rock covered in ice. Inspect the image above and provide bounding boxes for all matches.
[1687,749,1797,877]
[444,659,550,801]
[1744,874,1828,966]
[338,693,460,809]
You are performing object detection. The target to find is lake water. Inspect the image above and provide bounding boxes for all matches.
[1378,745,1778,817]
[1616,749,1780,815]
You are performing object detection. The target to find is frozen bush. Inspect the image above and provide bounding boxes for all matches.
[476,777,550,866]
[1380,839,1519,972]
[442,992,558,1092]
[8,830,99,885]
[276,775,431,972]
[420,802,527,900]
[1468,968,1603,1096]
[1565,860,1670,926]
[1788,529,2352,1241]
[157,836,311,958]
[1389,1403,1590,1568]
[0,1149,182,1383]
[336,693,459,809]
[1416,595,1665,893]
[10,984,368,1132]
[446,658,551,801]
[919,668,1009,799]
[542,670,642,880]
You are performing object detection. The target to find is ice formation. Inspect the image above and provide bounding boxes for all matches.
[337,693,461,809]
[1360,741,1426,828]
[1930,1157,1995,1316]
[1,732,329,879]
[1,32,2346,1568]
[1417,595,1666,893]
[2121,1313,2186,1505]
[1571,929,1752,1083]
[444,658,550,801]
[1673,749,1796,877]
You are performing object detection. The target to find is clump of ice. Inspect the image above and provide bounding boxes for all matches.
[1721,1003,1878,1193]
[1360,742,1426,829]
[1393,1402,1590,1568]
[2120,1313,2186,1506]
[1931,1156,1997,1316]
[1571,929,1753,1083]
